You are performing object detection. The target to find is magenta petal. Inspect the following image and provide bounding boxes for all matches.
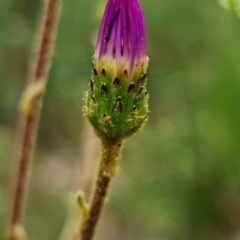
[95,0,147,72]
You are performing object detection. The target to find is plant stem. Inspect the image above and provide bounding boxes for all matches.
[80,137,123,240]
[7,0,61,239]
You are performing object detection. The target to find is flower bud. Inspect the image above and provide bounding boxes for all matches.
[85,0,149,139]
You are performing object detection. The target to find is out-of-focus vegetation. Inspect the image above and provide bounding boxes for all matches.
[219,0,240,17]
[1,0,240,239]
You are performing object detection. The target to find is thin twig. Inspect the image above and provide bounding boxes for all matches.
[6,0,61,239]
[80,137,123,240]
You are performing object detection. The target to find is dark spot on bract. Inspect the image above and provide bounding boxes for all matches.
[123,69,128,77]
[137,73,146,84]
[101,68,106,76]
[92,64,98,76]
[113,97,122,112]
[138,87,143,96]
[113,77,120,85]
[91,96,96,103]
[101,84,108,97]
[143,115,148,120]
[89,79,94,91]
[127,83,135,94]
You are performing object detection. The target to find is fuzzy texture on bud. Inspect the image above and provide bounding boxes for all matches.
[84,0,149,139]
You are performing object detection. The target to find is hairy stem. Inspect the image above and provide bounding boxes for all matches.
[7,0,61,239]
[80,137,123,240]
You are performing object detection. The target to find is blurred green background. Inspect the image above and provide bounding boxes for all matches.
[1,0,240,239]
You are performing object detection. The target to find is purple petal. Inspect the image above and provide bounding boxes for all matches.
[95,0,147,74]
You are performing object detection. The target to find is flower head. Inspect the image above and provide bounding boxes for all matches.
[95,0,148,79]
[85,0,149,139]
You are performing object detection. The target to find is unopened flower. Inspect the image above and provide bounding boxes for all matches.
[95,0,148,80]
[85,0,149,139]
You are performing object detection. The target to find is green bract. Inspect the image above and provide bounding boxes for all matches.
[84,57,149,139]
